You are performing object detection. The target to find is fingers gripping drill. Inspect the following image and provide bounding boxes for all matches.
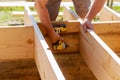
[52,39,79,51]
[52,23,66,33]
[52,23,78,50]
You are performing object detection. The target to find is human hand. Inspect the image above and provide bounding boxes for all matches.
[81,18,94,32]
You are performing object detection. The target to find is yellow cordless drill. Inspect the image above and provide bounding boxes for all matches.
[52,23,66,33]
[52,23,67,50]
[52,40,69,51]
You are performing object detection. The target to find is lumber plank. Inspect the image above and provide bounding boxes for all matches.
[45,33,79,53]
[12,11,38,17]
[93,21,120,53]
[63,4,120,22]
[64,5,120,80]
[99,6,120,21]
[62,0,72,2]
[116,53,120,57]
[79,26,120,80]
[12,11,63,18]
[37,21,80,53]
[54,53,96,80]
[37,21,80,35]
[24,9,33,26]
[0,59,40,80]
[0,26,34,60]
[34,33,65,80]
[25,6,65,80]
[0,2,72,7]
[0,2,34,7]
[63,4,120,54]
[114,0,120,1]
[63,5,76,21]
[63,7,76,20]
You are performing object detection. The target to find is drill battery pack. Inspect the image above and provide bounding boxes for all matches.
[52,23,66,33]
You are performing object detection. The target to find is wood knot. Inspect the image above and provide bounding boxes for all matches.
[27,39,33,45]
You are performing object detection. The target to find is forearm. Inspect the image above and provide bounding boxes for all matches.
[35,0,52,29]
[85,0,106,21]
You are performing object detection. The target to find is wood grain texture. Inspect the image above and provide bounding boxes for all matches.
[37,21,80,36]
[54,53,96,80]
[0,59,41,80]
[93,21,120,53]
[63,7,76,21]
[116,53,120,57]
[63,5,120,80]
[45,32,79,53]
[0,26,34,60]
[25,6,65,80]
[99,6,120,21]
[34,27,66,80]
[37,21,80,53]
[79,27,120,80]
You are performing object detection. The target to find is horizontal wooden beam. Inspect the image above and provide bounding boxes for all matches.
[0,2,34,7]
[0,2,73,7]
[12,11,63,18]
[37,21,80,35]
[12,11,38,17]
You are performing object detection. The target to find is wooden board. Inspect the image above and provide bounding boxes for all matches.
[54,53,96,80]
[37,21,80,53]
[93,21,120,53]
[34,32,65,80]
[25,6,65,80]
[79,26,120,80]
[0,59,40,80]
[63,5,77,21]
[23,4,120,80]
[45,33,79,53]
[63,5,120,80]
[37,21,80,35]
[116,53,120,57]
[99,6,120,21]
[63,4,120,54]
[0,26,34,60]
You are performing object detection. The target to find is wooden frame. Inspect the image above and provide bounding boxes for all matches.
[24,5,65,80]
[63,4,120,80]
[0,1,120,80]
